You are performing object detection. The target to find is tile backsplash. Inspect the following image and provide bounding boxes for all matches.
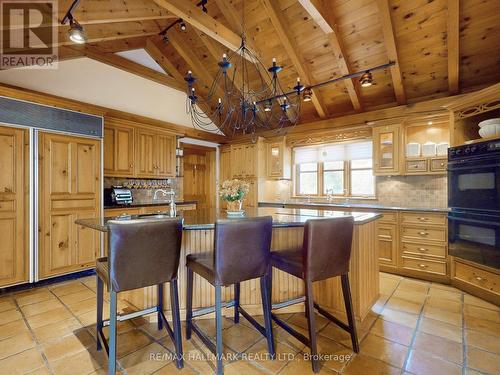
[260,175,447,209]
[104,177,183,202]
[375,175,447,208]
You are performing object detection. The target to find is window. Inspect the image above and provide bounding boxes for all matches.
[294,142,375,197]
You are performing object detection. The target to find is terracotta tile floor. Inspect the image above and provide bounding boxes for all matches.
[0,272,499,375]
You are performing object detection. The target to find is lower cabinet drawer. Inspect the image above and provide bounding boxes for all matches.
[430,158,447,172]
[454,261,499,295]
[401,241,447,258]
[405,159,427,173]
[378,211,398,223]
[104,208,142,217]
[402,256,447,275]
[401,226,446,242]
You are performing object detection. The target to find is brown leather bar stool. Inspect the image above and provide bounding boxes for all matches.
[185,216,275,375]
[96,218,184,374]
[269,216,359,373]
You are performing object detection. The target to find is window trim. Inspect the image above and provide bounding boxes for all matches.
[294,160,376,198]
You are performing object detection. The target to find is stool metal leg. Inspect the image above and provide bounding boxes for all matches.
[341,274,359,353]
[305,278,320,373]
[170,279,184,369]
[260,275,275,358]
[108,290,118,375]
[96,275,103,351]
[186,267,194,340]
[157,284,164,331]
[215,285,223,375]
[234,283,240,324]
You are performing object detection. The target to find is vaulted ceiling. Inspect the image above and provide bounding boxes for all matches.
[35,0,500,125]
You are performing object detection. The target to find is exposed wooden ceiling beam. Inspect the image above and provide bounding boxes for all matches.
[447,0,460,95]
[81,46,185,91]
[298,0,363,112]
[145,38,186,83]
[376,0,407,105]
[153,0,242,52]
[261,0,328,118]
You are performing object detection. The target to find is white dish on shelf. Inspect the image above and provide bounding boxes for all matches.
[479,124,500,138]
[478,118,500,128]
[226,210,245,217]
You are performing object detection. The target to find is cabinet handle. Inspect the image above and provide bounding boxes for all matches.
[440,162,445,167]
[418,217,429,221]
[418,247,428,252]
[475,276,487,282]
[129,163,133,168]
[419,264,428,268]
[418,231,429,236]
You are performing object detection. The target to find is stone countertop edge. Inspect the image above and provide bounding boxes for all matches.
[258,201,449,213]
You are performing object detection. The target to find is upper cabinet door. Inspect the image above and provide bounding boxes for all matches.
[373,124,401,176]
[156,131,176,178]
[0,126,28,287]
[267,142,282,177]
[104,122,135,177]
[136,128,157,178]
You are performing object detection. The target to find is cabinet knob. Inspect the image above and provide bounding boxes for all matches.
[418,217,429,221]
[418,231,429,236]
[440,163,445,167]
[475,276,486,282]
[419,264,428,268]
[418,247,428,252]
[129,163,133,168]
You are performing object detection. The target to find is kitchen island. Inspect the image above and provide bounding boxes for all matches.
[76,207,381,324]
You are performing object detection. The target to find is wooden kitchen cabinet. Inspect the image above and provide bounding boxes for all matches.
[373,124,401,175]
[0,126,28,287]
[376,212,398,270]
[136,128,176,179]
[103,120,135,177]
[39,132,101,279]
[266,137,291,179]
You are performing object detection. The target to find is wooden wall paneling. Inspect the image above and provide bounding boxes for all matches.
[0,126,28,287]
[39,132,101,279]
[448,0,460,94]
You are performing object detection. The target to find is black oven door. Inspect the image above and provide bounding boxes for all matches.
[448,211,500,269]
[448,156,500,212]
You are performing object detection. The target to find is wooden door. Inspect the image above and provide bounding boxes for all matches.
[136,128,156,178]
[184,151,208,208]
[0,126,28,287]
[156,131,176,178]
[39,133,101,279]
[104,122,135,177]
[373,124,401,175]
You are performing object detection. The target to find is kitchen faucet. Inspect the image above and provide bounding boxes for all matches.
[153,189,176,216]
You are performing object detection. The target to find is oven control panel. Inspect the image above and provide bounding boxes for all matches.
[449,139,500,159]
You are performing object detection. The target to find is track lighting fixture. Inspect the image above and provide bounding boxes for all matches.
[162,33,169,44]
[359,71,373,87]
[179,20,187,31]
[61,0,86,44]
[303,88,313,102]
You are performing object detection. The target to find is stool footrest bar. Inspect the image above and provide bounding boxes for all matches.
[271,313,310,347]
[272,296,305,310]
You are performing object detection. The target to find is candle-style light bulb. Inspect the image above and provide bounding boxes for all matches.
[218,98,222,103]
[222,53,227,59]
[188,70,192,75]
[272,57,277,63]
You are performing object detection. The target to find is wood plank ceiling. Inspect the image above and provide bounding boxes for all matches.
[27,0,500,126]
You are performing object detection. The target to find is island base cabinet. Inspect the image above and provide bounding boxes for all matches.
[120,219,380,325]
[0,126,28,287]
[39,133,101,279]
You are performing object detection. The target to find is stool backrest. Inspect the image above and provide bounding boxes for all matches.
[107,218,183,292]
[214,216,273,286]
[302,216,354,282]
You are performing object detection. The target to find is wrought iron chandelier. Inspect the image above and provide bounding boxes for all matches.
[180,1,395,136]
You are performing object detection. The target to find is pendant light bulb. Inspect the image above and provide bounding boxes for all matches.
[68,17,86,44]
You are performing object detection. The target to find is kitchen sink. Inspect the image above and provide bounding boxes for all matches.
[137,213,172,219]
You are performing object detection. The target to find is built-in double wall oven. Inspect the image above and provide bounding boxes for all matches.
[448,139,500,269]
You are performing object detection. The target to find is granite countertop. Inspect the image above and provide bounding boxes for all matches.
[104,200,198,209]
[259,200,449,213]
[76,207,382,232]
